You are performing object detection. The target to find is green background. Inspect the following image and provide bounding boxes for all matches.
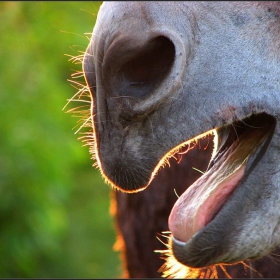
[0,1,121,278]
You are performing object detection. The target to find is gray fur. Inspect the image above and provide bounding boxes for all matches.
[84,1,280,270]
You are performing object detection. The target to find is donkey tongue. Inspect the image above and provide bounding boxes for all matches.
[168,158,245,243]
[168,124,272,243]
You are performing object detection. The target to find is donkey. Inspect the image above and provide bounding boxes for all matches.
[80,1,280,278]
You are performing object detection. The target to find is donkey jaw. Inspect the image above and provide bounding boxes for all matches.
[167,112,276,267]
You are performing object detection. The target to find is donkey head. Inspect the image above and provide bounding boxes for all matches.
[82,1,280,275]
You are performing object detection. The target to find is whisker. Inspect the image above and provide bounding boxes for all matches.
[192,167,205,174]
[173,189,180,198]
[240,260,263,278]
[218,264,232,279]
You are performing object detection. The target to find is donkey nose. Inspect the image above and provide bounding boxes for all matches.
[102,33,176,102]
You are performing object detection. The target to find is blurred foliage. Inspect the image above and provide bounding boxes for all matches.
[0,1,121,278]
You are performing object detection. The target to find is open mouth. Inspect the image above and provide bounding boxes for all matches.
[167,112,276,260]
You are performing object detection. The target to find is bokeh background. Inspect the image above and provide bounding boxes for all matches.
[0,1,121,278]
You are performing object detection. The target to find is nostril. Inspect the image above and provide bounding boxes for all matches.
[104,36,175,100]
[119,36,175,98]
